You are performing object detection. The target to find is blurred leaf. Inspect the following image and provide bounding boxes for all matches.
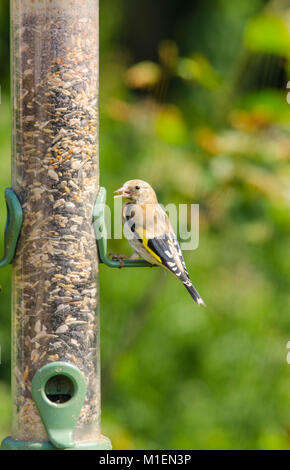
[158,40,179,70]
[234,90,290,125]
[230,109,270,131]
[125,61,162,89]
[244,15,290,56]
[155,105,188,145]
[177,54,221,89]
[210,156,235,182]
[258,428,289,450]
[0,382,11,441]
[239,164,289,205]
[195,127,220,154]
[241,221,273,244]
[102,413,136,450]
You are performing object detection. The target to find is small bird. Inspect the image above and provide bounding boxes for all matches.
[114,179,205,306]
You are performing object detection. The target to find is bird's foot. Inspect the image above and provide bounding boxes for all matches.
[109,252,130,268]
[109,252,141,267]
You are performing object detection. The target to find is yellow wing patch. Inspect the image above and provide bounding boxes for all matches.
[135,227,162,263]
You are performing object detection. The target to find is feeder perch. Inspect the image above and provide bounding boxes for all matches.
[0,188,22,268]
[1,0,111,450]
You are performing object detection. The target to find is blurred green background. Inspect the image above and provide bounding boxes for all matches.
[1,0,290,450]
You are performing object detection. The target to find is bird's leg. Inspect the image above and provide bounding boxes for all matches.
[109,252,131,261]
[109,251,141,267]
[109,252,130,268]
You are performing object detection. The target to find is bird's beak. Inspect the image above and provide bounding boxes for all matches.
[114,186,130,198]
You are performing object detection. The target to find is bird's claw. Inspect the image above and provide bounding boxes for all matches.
[109,252,130,268]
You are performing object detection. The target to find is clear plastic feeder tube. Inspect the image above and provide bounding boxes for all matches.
[11,0,101,443]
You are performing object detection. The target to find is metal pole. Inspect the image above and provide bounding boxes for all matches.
[2,0,111,449]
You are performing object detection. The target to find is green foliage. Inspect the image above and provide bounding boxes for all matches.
[244,14,290,57]
[0,383,11,443]
[155,106,188,145]
[177,54,221,89]
[1,0,290,450]
[237,89,290,123]
[125,61,162,89]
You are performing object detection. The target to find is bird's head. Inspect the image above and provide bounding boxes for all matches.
[114,179,157,204]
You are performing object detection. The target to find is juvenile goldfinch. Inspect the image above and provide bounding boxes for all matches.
[114,179,205,306]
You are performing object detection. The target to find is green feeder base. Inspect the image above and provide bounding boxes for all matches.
[1,435,112,450]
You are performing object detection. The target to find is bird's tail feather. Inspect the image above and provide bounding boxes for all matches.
[163,262,206,306]
[182,278,206,307]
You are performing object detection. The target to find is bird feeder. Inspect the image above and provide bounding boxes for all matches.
[1,0,111,450]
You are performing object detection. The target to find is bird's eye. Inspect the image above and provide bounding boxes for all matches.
[135,185,140,190]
